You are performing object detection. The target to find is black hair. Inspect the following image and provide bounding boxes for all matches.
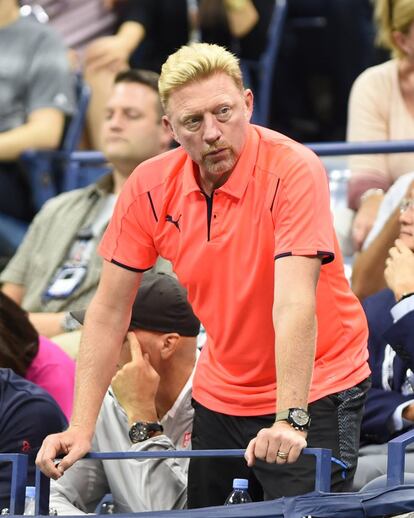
[114,69,160,94]
[0,293,39,376]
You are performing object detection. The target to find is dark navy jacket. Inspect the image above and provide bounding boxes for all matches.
[0,369,67,509]
[362,288,414,445]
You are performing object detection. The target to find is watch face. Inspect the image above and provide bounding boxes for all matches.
[129,422,149,443]
[291,408,310,426]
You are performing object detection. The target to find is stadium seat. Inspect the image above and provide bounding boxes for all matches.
[19,73,91,212]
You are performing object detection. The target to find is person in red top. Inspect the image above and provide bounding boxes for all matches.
[36,43,370,506]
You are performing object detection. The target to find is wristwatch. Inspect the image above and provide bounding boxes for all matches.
[275,408,311,431]
[61,312,82,332]
[129,421,164,443]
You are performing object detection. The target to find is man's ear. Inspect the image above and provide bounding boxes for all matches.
[160,332,180,359]
[243,89,254,122]
[162,115,180,144]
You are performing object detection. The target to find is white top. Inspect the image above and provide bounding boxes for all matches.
[347,59,414,190]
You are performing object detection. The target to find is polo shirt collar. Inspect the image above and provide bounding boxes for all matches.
[182,125,259,199]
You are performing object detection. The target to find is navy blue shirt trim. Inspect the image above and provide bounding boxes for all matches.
[274,251,335,264]
[111,259,152,273]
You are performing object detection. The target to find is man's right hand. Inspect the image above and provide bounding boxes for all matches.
[35,427,92,480]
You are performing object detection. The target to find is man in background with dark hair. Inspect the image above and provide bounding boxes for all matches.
[0,69,171,356]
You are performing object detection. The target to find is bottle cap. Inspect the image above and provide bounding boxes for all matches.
[25,486,36,498]
[233,478,248,489]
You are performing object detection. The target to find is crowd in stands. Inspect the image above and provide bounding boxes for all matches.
[0,0,414,514]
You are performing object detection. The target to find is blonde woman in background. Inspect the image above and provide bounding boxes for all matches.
[347,0,414,251]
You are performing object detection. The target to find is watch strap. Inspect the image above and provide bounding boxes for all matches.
[275,407,311,431]
[275,409,290,422]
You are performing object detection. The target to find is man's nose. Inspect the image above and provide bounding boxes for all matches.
[399,207,413,225]
[202,114,221,144]
[109,111,124,129]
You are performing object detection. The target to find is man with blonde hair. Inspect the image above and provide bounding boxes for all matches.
[37,43,370,506]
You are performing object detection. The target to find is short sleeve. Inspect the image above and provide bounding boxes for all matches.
[26,28,75,116]
[272,147,335,264]
[99,172,158,271]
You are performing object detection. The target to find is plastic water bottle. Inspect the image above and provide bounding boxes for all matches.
[24,486,36,515]
[224,478,252,505]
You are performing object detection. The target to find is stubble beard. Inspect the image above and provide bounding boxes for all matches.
[202,148,237,179]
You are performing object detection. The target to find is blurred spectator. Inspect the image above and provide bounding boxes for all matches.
[0,0,74,253]
[23,0,273,148]
[0,292,75,420]
[347,0,414,251]
[0,69,172,357]
[49,273,199,514]
[88,0,273,147]
[352,174,414,300]
[352,191,414,488]
[0,368,67,510]
[21,0,117,55]
[22,0,163,148]
[272,0,376,142]
[198,0,274,96]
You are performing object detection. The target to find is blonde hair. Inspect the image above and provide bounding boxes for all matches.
[158,43,244,110]
[374,0,414,58]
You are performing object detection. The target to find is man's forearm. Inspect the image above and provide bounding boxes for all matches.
[70,300,131,434]
[116,21,145,56]
[274,302,316,412]
[224,0,259,38]
[29,312,65,338]
[352,207,400,300]
[0,111,64,161]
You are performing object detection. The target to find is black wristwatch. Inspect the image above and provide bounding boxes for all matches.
[128,421,164,443]
[275,408,311,431]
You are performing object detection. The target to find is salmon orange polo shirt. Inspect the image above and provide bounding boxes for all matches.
[99,125,370,416]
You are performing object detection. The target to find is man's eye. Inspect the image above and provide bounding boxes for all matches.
[217,107,231,120]
[126,112,142,120]
[185,118,201,130]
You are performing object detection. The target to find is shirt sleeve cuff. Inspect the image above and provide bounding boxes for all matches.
[391,401,414,432]
[391,295,414,323]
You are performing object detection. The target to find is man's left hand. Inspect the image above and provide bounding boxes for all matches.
[244,421,307,467]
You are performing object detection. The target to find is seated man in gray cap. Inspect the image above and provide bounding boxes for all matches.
[48,272,200,514]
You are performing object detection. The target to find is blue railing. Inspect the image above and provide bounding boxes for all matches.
[307,139,414,157]
[2,428,414,516]
[4,447,332,515]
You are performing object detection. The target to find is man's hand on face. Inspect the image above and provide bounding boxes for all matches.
[111,332,160,423]
[385,239,414,301]
[36,427,93,480]
[244,421,307,467]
